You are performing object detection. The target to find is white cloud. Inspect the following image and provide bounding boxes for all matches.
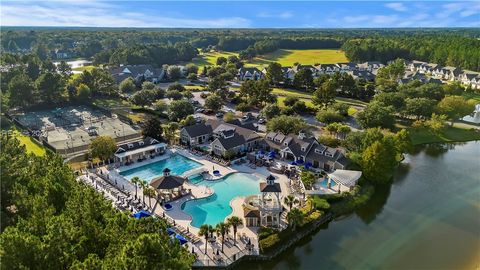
[0,1,252,28]
[385,3,407,12]
[257,11,293,19]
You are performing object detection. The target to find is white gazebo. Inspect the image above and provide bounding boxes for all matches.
[327,169,362,192]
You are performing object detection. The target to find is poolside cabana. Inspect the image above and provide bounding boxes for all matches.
[327,169,362,192]
[259,174,283,228]
[150,168,186,202]
[114,137,166,165]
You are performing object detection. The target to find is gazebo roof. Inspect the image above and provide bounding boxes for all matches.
[150,175,186,190]
[328,169,362,188]
[266,174,276,181]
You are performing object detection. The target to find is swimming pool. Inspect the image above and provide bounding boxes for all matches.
[181,173,260,227]
[318,178,336,188]
[120,154,202,182]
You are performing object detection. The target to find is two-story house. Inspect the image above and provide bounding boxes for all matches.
[237,67,264,81]
[263,130,348,171]
[109,64,165,84]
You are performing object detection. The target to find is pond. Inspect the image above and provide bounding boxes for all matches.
[236,141,480,269]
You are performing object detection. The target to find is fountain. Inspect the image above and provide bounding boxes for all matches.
[462,104,480,124]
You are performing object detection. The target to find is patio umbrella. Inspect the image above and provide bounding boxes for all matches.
[192,247,195,253]
[133,210,151,219]
[297,159,304,165]
[305,162,312,169]
[167,227,176,236]
[290,161,297,165]
[216,249,220,256]
[175,234,188,245]
[268,151,276,158]
[247,238,251,245]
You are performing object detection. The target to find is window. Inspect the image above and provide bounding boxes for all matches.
[301,147,306,152]
[315,149,323,154]
[128,144,134,149]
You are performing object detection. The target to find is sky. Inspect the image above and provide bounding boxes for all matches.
[1,1,479,28]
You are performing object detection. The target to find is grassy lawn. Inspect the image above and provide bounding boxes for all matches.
[72,65,95,72]
[190,51,239,70]
[404,124,480,145]
[463,92,480,103]
[10,129,46,156]
[245,49,348,68]
[277,96,315,108]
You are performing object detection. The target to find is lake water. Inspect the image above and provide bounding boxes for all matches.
[237,141,480,270]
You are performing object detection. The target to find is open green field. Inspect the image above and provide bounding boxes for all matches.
[190,51,240,69]
[1,116,46,156]
[246,49,348,67]
[189,49,348,70]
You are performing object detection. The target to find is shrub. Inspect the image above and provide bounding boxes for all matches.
[318,135,341,147]
[259,233,281,253]
[316,108,345,124]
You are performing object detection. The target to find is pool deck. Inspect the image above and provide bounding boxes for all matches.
[102,148,300,267]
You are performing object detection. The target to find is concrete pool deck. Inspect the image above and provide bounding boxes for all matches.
[102,147,303,266]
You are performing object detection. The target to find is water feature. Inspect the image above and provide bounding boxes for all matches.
[462,103,480,124]
[236,141,480,269]
[182,173,260,227]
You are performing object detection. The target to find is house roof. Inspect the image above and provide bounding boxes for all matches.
[244,208,260,218]
[182,122,213,138]
[150,175,186,190]
[260,182,282,193]
[328,170,362,188]
[115,137,161,154]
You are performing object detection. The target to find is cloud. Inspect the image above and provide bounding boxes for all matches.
[257,11,293,19]
[385,3,407,12]
[0,1,252,28]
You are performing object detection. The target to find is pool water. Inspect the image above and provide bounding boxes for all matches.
[188,174,204,185]
[120,154,202,182]
[318,178,336,188]
[182,173,260,227]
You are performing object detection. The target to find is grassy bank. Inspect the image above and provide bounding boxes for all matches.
[407,125,480,145]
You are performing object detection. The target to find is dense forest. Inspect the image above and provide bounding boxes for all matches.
[0,135,195,269]
[342,36,480,71]
[1,28,479,70]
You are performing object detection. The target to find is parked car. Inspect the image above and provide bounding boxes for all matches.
[215,112,224,118]
[258,118,266,124]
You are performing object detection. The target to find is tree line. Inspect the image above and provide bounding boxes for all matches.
[0,135,194,269]
[342,36,480,71]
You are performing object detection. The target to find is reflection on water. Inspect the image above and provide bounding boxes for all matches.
[236,141,480,270]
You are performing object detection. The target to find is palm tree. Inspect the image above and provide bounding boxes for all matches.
[284,195,300,211]
[227,216,243,246]
[198,224,213,254]
[287,208,304,231]
[138,179,148,204]
[143,187,156,209]
[131,176,140,199]
[215,222,230,253]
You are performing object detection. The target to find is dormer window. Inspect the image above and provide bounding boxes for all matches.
[284,142,288,146]
[325,152,333,157]
[315,149,324,154]
[128,144,134,149]
[301,147,306,152]
[139,141,144,146]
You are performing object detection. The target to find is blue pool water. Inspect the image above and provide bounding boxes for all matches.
[120,154,202,182]
[182,173,260,227]
[319,178,336,188]
[188,174,204,185]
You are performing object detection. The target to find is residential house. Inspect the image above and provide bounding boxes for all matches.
[109,64,165,84]
[237,67,264,81]
[346,70,375,82]
[315,64,340,75]
[357,61,384,72]
[460,72,480,89]
[263,130,348,171]
[282,67,296,81]
[337,62,358,73]
[52,49,73,59]
[292,64,318,77]
[180,119,262,157]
